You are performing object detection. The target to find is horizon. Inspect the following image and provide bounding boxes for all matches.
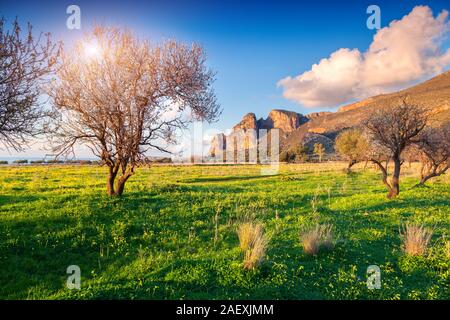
[1,0,449,158]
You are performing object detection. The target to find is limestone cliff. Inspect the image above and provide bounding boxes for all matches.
[233,113,258,131]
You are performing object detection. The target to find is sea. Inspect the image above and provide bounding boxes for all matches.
[0,156,98,163]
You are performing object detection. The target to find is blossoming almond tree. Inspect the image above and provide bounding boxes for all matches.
[49,26,221,196]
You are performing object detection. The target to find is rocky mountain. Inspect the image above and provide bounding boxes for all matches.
[231,110,307,134]
[209,109,305,156]
[210,71,450,157]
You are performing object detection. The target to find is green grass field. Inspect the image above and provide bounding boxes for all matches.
[0,163,449,299]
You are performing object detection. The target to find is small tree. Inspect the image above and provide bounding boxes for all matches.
[49,26,220,196]
[335,128,369,170]
[313,143,325,162]
[0,18,59,150]
[293,144,308,163]
[279,151,289,163]
[365,101,428,198]
[415,123,450,185]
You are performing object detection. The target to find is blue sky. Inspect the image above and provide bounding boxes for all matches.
[1,0,449,157]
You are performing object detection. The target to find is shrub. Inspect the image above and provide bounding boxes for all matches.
[301,223,334,255]
[280,144,308,163]
[313,143,325,162]
[46,159,63,164]
[30,160,44,164]
[279,151,289,163]
[237,221,268,269]
[0,161,8,165]
[64,160,80,164]
[64,160,92,165]
[400,223,433,256]
[335,128,369,169]
[13,159,28,164]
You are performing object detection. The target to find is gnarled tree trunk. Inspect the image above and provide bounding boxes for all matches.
[106,163,134,196]
[347,159,358,171]
[106,164,119,196]
[416,162,449,186]
[388,157,401,199]
[114,173,133,196]
[373,160,389,188]
[371,158,399,198]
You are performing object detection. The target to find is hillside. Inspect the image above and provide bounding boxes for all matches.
[211,71,450,156]
[282,71,450,151]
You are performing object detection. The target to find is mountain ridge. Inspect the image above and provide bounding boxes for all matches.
[210,71,450,156]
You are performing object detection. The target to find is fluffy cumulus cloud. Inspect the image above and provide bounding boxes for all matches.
[278,6,450,108]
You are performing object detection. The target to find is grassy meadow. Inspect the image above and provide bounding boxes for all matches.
[0,163,449,299]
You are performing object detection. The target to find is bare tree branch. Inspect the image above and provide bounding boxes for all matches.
[0,18,60,151]
[364,99,428,198]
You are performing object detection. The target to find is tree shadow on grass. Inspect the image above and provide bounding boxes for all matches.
[338,197,449,217]
[0,194,42,206]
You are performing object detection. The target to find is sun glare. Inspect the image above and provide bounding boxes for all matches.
[83,41,101,58]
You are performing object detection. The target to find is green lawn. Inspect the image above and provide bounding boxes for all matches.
[0,163,448,299]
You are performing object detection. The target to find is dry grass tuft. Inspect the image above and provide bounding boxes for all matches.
[243,234,268,269]
[237,221,268,269]
[320,224,335,250]
[400,223,433,256]
[301,226,321,255]
[301,224,334,255]
[237,222,262,251]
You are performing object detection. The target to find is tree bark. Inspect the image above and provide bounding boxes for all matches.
[346,159,358,173]
[418,174,434,186]
[105,163,133,196]
[416,164,449,186]
[114,173,132,196]
[106,166,118,196]
[371,159,391,192]
[388,156,401,199]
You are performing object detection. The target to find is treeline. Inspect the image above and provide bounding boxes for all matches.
[280,143,330,163]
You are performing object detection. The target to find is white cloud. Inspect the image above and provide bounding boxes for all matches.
[278,5,450,108]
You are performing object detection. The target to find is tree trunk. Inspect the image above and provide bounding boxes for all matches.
[418,175,432,186]
[416,164,449,186]
[346,159,357,173]
[363,160,369,169]
[388,157,401,199]
[106,163,133,196]
[371,159,395,196]
[106,167,118,196]
[114,174,132,196]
